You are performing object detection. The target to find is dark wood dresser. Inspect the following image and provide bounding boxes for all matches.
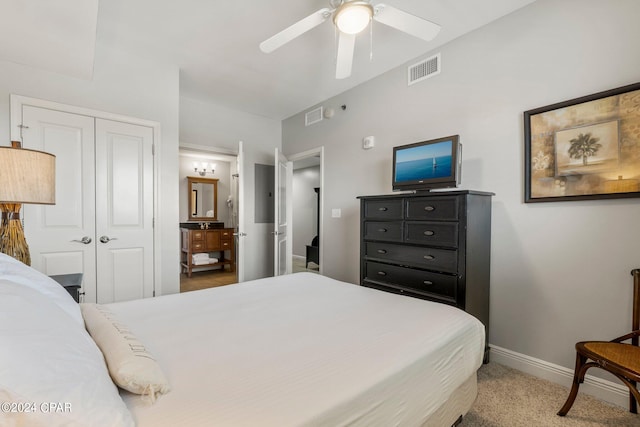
[358,190,493,360]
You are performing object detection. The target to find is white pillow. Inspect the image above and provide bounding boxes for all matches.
[0,280,134,427]
[0,253,82,325]
[81,303,170,402]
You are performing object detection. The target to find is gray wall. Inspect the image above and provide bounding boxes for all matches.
[178,155,232,225]
[282,0,640,375]
[0,39,181,296]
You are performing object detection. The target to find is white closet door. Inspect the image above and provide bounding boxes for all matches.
[21,106,98,301]
[95,119,154,303]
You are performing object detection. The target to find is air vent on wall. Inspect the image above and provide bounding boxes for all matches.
[408,53,441,86]
[305,106,324,126]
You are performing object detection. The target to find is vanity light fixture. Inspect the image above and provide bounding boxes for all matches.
[193,162,216,176]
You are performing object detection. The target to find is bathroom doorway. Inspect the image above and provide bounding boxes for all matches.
[178,147,239,291]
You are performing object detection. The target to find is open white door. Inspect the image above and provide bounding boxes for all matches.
[274,148,292,276]
[235,141,246,282]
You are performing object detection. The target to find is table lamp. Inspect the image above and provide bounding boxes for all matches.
[0,141,55,265]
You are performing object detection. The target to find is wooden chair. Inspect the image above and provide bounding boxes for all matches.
[558,268,640,416]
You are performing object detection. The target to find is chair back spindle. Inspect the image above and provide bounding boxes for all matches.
[559,269,640,416]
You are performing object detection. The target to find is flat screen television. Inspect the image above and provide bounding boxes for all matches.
[392,135,462,192]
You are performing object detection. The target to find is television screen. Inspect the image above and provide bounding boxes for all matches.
[392,135,461,191]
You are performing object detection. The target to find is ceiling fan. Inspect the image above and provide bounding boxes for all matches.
[259,0,441,79]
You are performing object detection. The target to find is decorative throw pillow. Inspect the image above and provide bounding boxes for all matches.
[80,303,170,402]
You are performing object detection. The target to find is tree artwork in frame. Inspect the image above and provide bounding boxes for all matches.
[524,82,640,203]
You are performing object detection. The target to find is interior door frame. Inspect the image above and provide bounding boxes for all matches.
[287,146,324,275]
[179,141,245,282]
[10,94,162,295]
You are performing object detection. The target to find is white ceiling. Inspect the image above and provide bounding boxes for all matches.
[0,0,98,79]
[2,0,536,120]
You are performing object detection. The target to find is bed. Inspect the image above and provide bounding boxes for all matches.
[0,253,485,427]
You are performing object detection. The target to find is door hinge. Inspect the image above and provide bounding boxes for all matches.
[152,144,155,155]
[18,124,29,141]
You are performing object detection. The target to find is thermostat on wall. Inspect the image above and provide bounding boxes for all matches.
[363,136,375,149]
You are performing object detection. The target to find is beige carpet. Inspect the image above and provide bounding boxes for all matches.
[460,363,640,426]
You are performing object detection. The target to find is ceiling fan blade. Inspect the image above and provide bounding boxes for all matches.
[373,3,441,41]
[260,8,331,53]
[335,32,356,79]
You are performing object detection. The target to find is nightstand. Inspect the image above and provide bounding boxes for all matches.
[49,273,84,303]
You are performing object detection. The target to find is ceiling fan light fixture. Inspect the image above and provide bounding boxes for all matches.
[333,1,373,35]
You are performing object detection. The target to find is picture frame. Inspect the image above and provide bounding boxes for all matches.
[524,82,640,203]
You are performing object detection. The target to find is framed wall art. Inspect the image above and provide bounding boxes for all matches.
[524,82,640,202]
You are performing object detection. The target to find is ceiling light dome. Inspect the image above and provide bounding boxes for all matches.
[333,1,373,35]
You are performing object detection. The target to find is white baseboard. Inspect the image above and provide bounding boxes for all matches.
[489,344,629,408]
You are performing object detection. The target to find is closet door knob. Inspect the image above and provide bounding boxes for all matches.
[99,236,118,244]
[71,236,92,244]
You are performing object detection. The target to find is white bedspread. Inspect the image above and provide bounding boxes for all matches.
[109,273,484,427]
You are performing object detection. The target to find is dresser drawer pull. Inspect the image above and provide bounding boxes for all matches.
[377,271,387,276]
[377,228,387,233]
[423,230,435,236]
[424,206,435,212]
[378,207,388,211]
[423,280,434,285]
[377,249,387,254]
[423,255,435,260]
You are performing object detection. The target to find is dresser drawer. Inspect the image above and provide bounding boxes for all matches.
[363,199,403,220]
[364,221,403,242]
[364,261,457,302]
[405,221,458,248]
[364,242,458,273]
[191,230,205,241]
[220,239,233,250]
[406,197,459,220]
[221,229,233,239]
[192,241,205,251]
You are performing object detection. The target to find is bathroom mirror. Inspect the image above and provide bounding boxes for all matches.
[188,176,218,220]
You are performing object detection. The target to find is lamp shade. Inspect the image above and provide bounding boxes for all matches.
[0,146,56,204]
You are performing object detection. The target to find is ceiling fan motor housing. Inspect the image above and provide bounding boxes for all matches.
[333,1,374,34]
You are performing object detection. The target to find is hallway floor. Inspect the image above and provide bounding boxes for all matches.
[180,257,318,293]
[180,269,237,293]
